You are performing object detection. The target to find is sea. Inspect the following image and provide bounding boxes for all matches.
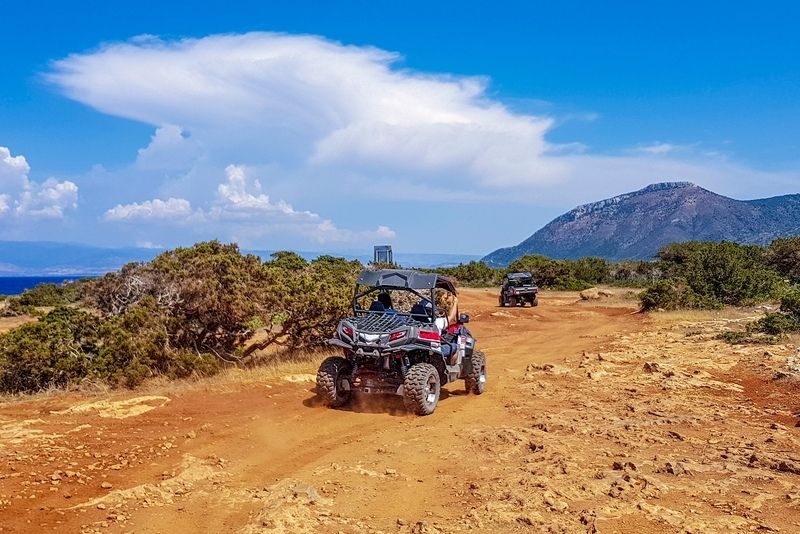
[0,276,92,296]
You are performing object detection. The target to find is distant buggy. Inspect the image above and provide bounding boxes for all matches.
[499,272,539,307]
[316,269,486,416]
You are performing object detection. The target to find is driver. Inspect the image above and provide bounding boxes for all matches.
[377,292,396,314]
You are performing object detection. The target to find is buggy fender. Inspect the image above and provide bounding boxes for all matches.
[326,338,352,350]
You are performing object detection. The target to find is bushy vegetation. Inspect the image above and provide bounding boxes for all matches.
[0,280,83,318]
[18,281,82,306]
[640,241,787,310]
[432,255,617,290]
[754,288,800,334]
[0,241,360,393]
[434,239,798,313]
[3,236,799,392]
[765,236,800,284]
[721,288,800,344]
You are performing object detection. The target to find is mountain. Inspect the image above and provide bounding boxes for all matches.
[0,241,160,275]
[483,182,800,265]
[0,241,480,275]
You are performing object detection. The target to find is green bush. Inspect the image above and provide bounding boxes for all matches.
[0,307,100,392]
[0,297,41,318]
[754,312,800,336]
[720,286,800,344]
[753,287,800,336]
[0,303,220,393]
[431,261,503,287]
[85,242,361,361]
[570,257,611,285]
[18,282,81,307]
[643,241,786,310]
[766,237,800,284]
[507,255,594,290]
[639,278,719,311]
[778,287,800,317]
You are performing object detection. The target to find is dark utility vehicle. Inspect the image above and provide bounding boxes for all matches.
[499,272,539,307]
[316,269,486,415]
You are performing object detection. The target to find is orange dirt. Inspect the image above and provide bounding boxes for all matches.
[1,288,798,533]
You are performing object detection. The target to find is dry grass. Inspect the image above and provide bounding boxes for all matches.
[0,314,35,334]
[0,348,329,406]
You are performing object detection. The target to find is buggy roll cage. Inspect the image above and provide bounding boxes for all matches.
[352,269,457,319]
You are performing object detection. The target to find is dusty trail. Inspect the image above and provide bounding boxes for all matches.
[0,289,631,533]
[2,288,799,533]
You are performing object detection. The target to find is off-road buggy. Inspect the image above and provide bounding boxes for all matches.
[316,269,486,415]
[499,272,539,307]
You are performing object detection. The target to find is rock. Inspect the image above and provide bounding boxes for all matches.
[660,462,690,476]
[580,288,601,300]
[643,362,661,373]
[100,481,113,489]
[775,460,800,475]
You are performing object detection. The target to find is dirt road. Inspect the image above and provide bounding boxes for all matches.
[1,289,799,533]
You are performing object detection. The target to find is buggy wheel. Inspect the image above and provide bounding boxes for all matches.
[509,296,517,307]
[531,296,539,307]
[465,350,487,395]
[499,296,506,307]
[403,363,441,416]
[316,356,353,408]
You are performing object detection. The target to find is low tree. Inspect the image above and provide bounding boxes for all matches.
[766,237,800,284]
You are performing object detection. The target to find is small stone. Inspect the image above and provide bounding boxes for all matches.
[100,482,112,489]
[96,503,106,510]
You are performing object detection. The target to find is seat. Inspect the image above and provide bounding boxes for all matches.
[410,302,432,322]
[369,300,385,312]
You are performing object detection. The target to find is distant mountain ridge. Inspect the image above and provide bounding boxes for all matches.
[483,182,800,265]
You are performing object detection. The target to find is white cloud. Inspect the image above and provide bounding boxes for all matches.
[104,197,193,221]
[135,124,201,171]
[0,146,78,219]
[136,241,164,249]
[103,164,396,246]
[47,31,800,207]
[207,165,395,244]
[212,164,305,216]
[16,179,79,218]
[0,146,30,185]
[47,32,559,187]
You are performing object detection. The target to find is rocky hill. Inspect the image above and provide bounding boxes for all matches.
[484,182,800,265]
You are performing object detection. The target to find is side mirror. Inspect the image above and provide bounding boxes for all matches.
[458,313,470,324]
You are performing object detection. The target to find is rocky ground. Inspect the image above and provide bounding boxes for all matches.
[0,289,798,533]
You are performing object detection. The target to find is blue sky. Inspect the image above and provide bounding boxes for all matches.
[0,1,798,255]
